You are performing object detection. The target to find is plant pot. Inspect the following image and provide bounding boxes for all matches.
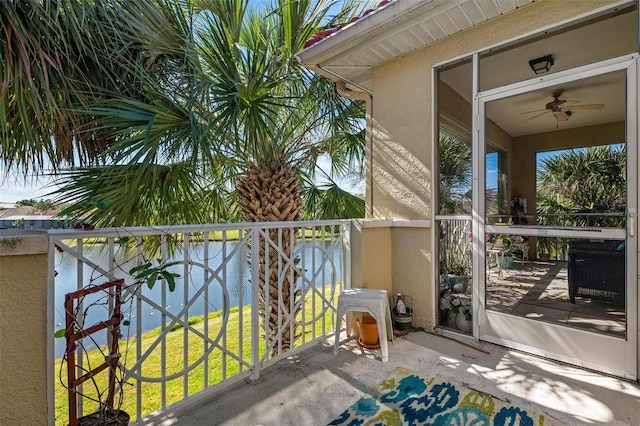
[500,255,514,269]
[540,253,550,261]
[448,310,458,326]
[440,309,456,327]
[447,275,468,292]
[392,307,413,331]
[455,313,473,333]
[356,314,380,349]
[75,410,130,426]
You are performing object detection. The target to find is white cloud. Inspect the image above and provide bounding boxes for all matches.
[0,174,59,203]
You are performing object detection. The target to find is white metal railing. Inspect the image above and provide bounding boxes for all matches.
[437,217,472,275]
[48,220,350,425]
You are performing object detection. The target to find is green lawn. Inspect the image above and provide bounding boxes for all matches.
[54,285,340,425]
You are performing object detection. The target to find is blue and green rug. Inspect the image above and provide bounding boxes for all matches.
[328,367,566,425]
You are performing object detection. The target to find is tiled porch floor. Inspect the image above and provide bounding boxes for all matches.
[153,331,640,425]
[486,260,626,337]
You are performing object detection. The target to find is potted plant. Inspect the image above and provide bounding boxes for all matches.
[500,253,515,269]
[444,256,469,292]
[538,236,552,261]
[440,292,471,331]
[391,293,413,331]
[485,232,495,249]
[455,298,473,333]
[510,197,528,225]
[510,235,529,261]
[439,291,457,326]
[60,279,131,426]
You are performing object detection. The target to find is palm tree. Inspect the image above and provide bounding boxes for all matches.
[438,134,472,214]
[537,145,626,227]
[45,0,367,224]
[1,1,153,174]
[2,0,369,355]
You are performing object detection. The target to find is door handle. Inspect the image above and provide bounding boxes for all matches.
[629,208,637,238]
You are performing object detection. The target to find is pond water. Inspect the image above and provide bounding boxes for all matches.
[53,240,342,357]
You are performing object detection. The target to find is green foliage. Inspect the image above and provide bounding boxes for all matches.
[303,177,364,219]
[16,199,37,207]
[445,255,469,276]
[537,145,626,227]
[1,1,152,173]
[169,317,203,332]
[129,261,182,291]
[3,0,372,225]
[16,198,55,211]
[439,135,472,214]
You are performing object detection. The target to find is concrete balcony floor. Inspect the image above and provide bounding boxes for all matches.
[156,331,640,425]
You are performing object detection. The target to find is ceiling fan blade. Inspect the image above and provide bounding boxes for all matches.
[569,104,604,110]
[522,108,548,114]
[521,111,549,123]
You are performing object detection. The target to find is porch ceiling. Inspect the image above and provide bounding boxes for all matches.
[296,0,537,93]
[297,0,636,138]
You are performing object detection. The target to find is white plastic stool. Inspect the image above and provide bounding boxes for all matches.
[334,288,393,362]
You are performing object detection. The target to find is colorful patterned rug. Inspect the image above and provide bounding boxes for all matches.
[328,367,566,425]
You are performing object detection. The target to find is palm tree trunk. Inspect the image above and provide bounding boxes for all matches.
[236,158,302,355]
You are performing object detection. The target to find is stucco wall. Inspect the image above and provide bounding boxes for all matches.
[391,228,432,329]
[372,56,432,221]
[0,232,49,426]
[439,81,512,153]
[351,221,392,293]
[367,0,623,330]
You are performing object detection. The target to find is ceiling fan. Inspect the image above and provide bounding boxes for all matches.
[522,90,604,123]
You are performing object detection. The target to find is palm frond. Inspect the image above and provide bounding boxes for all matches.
[8,0,370,223]
[51,162,235,226]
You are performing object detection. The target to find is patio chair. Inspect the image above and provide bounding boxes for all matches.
[567,240,625,304]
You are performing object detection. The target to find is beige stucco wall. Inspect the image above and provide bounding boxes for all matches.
[390,227,432,329]
[351,221,432,329]
[439,81,512,153]
[366,0,624,330]
[0,231,49,426]
[350,222,392,293]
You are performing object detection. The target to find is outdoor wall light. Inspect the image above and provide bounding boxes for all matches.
[528,55,554,74]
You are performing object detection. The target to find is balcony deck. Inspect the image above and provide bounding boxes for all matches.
[158,330,640,426]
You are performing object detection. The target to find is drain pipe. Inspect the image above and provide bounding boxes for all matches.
[336,81,374,217]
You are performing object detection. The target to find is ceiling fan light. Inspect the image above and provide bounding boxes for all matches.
[553,110,571,121]
[529,55,554,75]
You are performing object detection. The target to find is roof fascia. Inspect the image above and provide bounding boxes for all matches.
[296,0,467,68]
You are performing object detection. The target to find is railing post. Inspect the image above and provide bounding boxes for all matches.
[250,227,261,382]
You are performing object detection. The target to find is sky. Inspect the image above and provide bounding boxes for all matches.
[0,157,363,204]
[0,172,59,203]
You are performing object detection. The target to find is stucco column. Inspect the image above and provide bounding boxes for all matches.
[350,220,392,293]
[0,230,49,425]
